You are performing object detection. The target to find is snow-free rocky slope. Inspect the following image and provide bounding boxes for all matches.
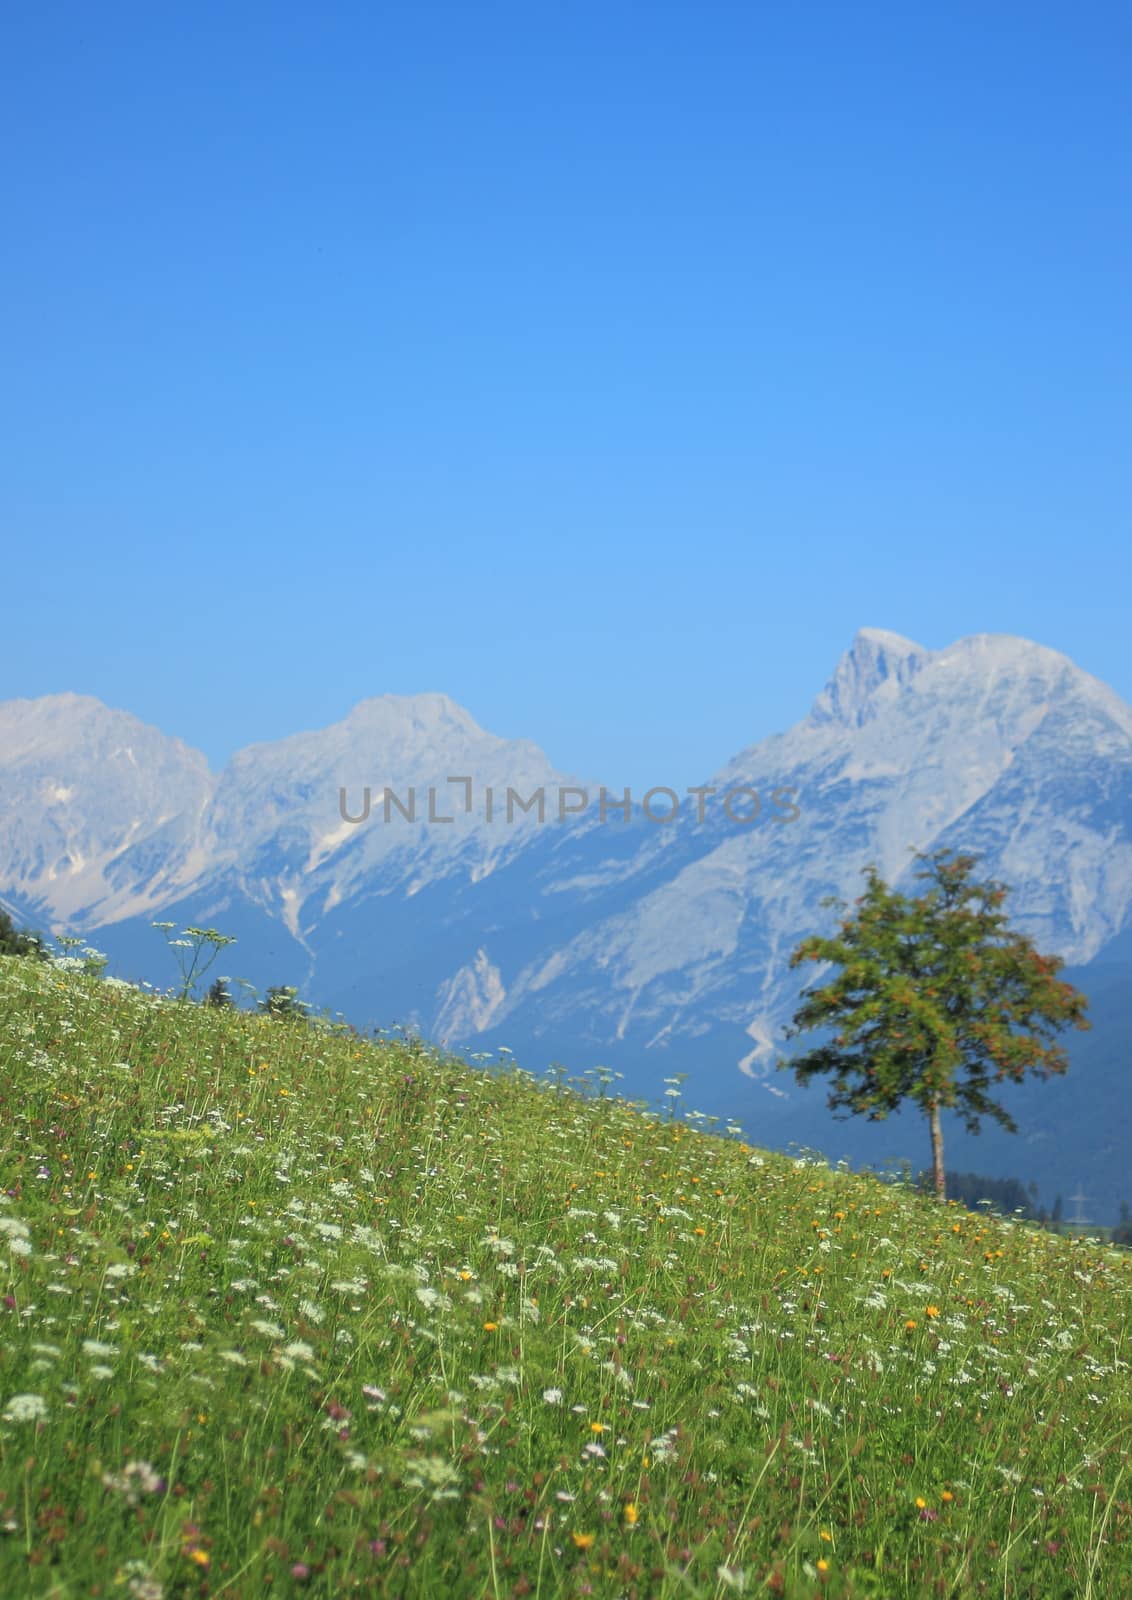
[4,631,1132,1213]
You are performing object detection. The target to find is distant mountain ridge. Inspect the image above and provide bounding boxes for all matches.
[4,630,1132,1217]
[0,691,214,925]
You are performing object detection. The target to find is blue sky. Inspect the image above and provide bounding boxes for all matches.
[3,2,1130,790]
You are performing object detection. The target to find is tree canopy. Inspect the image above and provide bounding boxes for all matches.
[778,850,1089,1198]
[0,908,47,960]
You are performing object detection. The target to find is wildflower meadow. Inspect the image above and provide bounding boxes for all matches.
[0,955,1129,1598]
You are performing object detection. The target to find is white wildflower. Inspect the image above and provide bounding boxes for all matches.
[3,1394,48,1423]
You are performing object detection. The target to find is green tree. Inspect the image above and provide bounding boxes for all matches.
[779,850,1089,1201]
[925,1169,1039,1218]
[259,985,307,1020]
[204,977,233,1009]
[1113,1206,1132,1249]
[0,908,48,959]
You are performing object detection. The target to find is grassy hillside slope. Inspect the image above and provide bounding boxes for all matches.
[1,957,1130,1599]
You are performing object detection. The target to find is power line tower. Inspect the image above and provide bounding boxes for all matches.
[1068,1185,1090,1228]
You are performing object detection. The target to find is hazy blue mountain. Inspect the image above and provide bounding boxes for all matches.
[4,629,1131,1217]
[0,693,214,926]
[458,631,1132,1080]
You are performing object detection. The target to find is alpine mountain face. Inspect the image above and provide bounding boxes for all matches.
[4,630,1131,1214]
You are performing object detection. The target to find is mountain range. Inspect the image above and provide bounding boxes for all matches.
[4,628,1131,1219]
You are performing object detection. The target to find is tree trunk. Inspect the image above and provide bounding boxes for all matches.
[928,1096,946,1200]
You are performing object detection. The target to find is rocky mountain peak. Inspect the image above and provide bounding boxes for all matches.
[808,627,927,728]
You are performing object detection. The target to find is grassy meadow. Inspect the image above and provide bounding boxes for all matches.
[1,954,1130,1599]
